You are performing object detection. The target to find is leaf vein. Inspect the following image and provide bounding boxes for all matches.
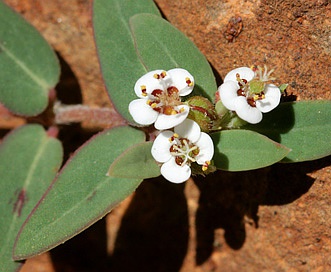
[0,42,49,90]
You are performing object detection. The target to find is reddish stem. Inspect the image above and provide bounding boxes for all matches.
[54,103,127,128]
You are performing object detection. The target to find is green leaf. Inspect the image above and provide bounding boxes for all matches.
[279,83,288,93]
[0,125,63,271]
[93,0,161,123]
[13,126,145,260]
[212,129,290,171]
[243,101,331,162]
[0,2,60,116]
[130,14,217,101]
[107,141,160,179]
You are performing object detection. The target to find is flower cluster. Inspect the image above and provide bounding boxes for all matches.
[129,66,282,183]
[129,68,214,183]
[218,66,281,124]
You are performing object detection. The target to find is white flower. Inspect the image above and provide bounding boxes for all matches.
[129,68,194,130]
[218,66,281,124]
[151,119,214,183]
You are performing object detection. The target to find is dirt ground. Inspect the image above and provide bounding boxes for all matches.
[2,0,331,271]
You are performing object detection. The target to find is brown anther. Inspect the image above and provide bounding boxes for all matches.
[151,89,163,97]
[141,85,147,96]
[170,145,177,152]
[247,97,256,107]
[153,73,160,79]
[175,156,184,166]
[147,99,161,112]
[160,71,167,78]
[237,89,246,96]
[167,86,179,96]
[186,77,194,87]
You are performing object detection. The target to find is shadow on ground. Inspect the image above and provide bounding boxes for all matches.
[48,155,330,271]
[194,156,330,264]
[109,177,189,272]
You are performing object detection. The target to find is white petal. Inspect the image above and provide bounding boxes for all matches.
[154,105,189,130]
[128,99,158,125]
[174,119,201,143]
[167,68,194,96]
[234,96,262,124]
[161,158,191,183]
[134,70,166,97]
[195,132,214,164]
[256,84,281,113]
[151,131,173,163]
[223,67,255,82]
[218,81,239,111]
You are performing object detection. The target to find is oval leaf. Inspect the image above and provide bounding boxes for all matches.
[0,2,60,116]
[107,141,160,179]
[0,125,63,271]
[130,14,217,101]
[13,126,146,260]
[243,101,331,162]
[212,129,290,171]
[93,0,161,123]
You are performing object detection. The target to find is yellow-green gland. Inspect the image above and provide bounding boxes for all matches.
[249,79,265,95]
[186,96,220,132]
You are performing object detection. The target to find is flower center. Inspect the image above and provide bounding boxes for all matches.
[236,74,266,108]
[144,71,193,115]
[169,134,200,166]
[147,86,184,115]
[234,65,275,107]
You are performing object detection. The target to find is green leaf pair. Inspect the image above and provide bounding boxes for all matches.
[94,0,217,124]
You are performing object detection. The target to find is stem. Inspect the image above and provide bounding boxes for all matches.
[0,103,128,130]
[54,103,127,128]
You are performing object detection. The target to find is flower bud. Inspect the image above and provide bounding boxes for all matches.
[186,96,220,132]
